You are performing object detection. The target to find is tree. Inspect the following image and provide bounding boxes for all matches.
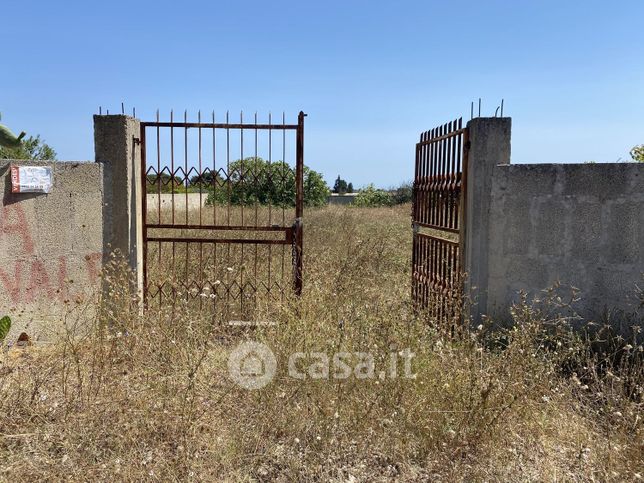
[631,145,644,162]
[0,134,56,160]
[333,175,348,194]
[146,173,184,193]
[190,170,225,188]
[347,182,354,193]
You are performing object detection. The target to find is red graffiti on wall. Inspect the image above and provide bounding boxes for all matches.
[0,204,103,305]
[84,252,104,284]
[0,260,22,303]
[1,204,34,254]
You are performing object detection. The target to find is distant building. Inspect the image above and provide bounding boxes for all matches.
[327,192,358,205]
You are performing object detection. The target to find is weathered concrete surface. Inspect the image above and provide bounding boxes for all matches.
[327,193,358,205]
[463,118,511,326]
[147,193,207,213]
[0,160,104,341]
[94,115,143,297]
[485,162,644,333]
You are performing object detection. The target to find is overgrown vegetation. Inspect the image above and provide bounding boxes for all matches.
[390,181,413,204]
[0,205,641,481]
[352,181,412,207]
[0,134,57,161]
[0,316,10,342]
[353,183,392,207]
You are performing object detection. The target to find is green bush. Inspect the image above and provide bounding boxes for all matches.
[303,166,331,207]
[390,181,413,204]
[146,174,193,194]
[353,184,392,207]
[205,157,329,208]
[631,145,644,162]
[0,316,11,342]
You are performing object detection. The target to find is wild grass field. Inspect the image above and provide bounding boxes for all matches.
[0,205,642,481]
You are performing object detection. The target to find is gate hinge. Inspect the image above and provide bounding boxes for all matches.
[133,137,141,145]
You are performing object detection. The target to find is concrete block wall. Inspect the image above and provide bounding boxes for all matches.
[465,117,644,334]
[0,114,142,342]
[147,193,207,213]
[0,160,104,341]
[327,193,358,205]
[487,163,644,330]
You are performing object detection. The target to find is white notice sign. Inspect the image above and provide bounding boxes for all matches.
[10,166,53,194]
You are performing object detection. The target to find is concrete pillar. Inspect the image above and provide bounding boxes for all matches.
[463,117,511,325]
[93,115,143,298]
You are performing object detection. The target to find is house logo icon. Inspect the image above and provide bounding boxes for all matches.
[228,341,277,390]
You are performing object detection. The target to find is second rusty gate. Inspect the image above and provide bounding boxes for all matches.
[412,118,468,322]
[140,111,305,319]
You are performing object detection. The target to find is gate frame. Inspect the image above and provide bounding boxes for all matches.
[139,111,306,306]
[411,118,470,320]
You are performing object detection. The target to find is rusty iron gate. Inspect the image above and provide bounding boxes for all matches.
[412,118,468,322]
[140,111,305,318]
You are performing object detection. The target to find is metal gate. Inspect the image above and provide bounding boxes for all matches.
[412,118,468,322]
[140,111,305,318]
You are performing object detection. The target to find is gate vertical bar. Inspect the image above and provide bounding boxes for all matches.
[140,124,148,306]
[294,111,305,295]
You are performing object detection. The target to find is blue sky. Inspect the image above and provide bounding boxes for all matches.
[1,0,643,187]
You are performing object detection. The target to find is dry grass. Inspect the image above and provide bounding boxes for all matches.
[0,204,642,481]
